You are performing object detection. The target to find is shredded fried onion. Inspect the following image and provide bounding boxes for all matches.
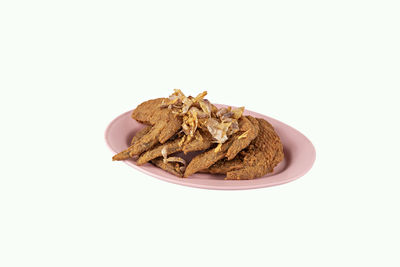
[208,106,244,144]
[161,146,186,171]
[160,90,245,151]
[165,157,186,165]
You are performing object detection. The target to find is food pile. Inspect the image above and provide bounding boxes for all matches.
[112,90,284,179]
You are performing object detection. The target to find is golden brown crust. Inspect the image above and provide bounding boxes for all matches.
[112,126,154,161]
[113,98,183,161]
[157,112,182,144]
[202,158,244,174]
[203,117,284,179]
[225,116,259,160]
[128,126,160,156]
[182,131,213,154]
[183,116,259,177]
[130,126,152,145]
[136,130,213,165]
[151,158,183,177]
[131,98,166,124]
[225,118,284,180]
[134,101,183,145]
[112,147,133,161]
[132,97,182,143]
[183,137,235,177]
[137,138,182,165]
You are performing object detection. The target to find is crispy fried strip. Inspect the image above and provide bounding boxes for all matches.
[113,125,162,161]
[225,116,259,160]
[183,138,235,177]
[225,166,268,180]
[112,126,153,161]
[158,114,182,143]
[225,118,284,180]
[112,147,133,161]
[131,126,152,145]
[131,96,182,145]
[114,97,176,161]
[128,126,161,157]
[201,158,244,174]
[137,138,182,165]
[112,138,158,161]
[183,117,257,177]
[137,131,213,165]
[151,158,183,177]
[128,112,181,157]
[182,133,213,154]
[200,117,284,180]
[131,98,166,124]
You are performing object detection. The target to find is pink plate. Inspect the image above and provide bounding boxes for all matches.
[105,105,316,190]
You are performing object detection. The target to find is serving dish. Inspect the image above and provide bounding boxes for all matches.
[105,104,315,190]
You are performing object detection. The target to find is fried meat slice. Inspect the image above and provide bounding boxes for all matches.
[132,97,182,143]
[128,115,181,157]
[206,117,284,180]
[112,132,159,161]
[131,98,166,124]
[112,146,134,161]
[133,97,183,144]
[182,131,213,154]
[202,158,244,174]
[130,126,152,145]
[151,158,183,177]
[183,138,235,177]
[137,138,182,165]
[157,111,182,143]
[128,127,160,156]
[225,116,259,160]
[183,115,259,177]
[136,100,183,144]
[113,98,183,161]
[136,131,213,165]
[112,125,153,161]
[112,126,160,161]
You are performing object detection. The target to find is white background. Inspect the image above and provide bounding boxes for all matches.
[1,0,399,266]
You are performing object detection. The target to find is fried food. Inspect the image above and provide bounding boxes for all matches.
[112,146,134,161]
[112,90,284,180]
[131,98,166,124]
[155,110,183,144]
[183,116,259,177]
[112,125,153,161]
[226,116,259,160]
[113,98,182,161]
[132,96,183,143]
[202,158,244,174]
[183,138,235,177]
[135,103,182,145]
[136,130,213,165]
[112,126,160,161]
[130,126,152,145]
[181,131,213,154]
[206,117,284,180]
[137,138,182,165]
[151,158,183,177]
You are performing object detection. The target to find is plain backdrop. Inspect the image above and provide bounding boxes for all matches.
[1,0,399,266]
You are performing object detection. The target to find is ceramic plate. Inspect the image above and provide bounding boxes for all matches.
[105,105,316,190]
